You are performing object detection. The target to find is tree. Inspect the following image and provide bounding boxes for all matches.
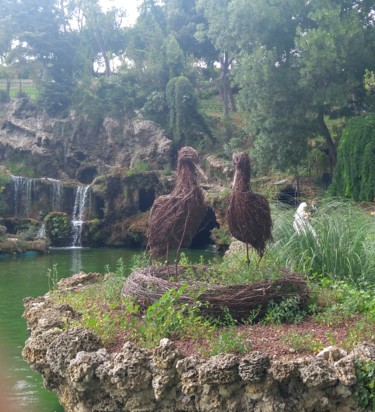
[77,0,126,76]
[236,47,313,172]
[165,34,185,78]
[196,0,237,115]
[166,75,211,148]
[164,0,217,63]
[295,1,372,167]
[126,2,169,91]
[0,0,127,113]
[330,115,375,201]
[166,76,198,146]
[232,0,375,172]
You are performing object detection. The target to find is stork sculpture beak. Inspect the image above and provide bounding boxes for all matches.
[194,163,208,181]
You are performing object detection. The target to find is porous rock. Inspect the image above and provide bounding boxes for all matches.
[57,272,102,291]
[46,327,101,377]
[299,358,337,388]
[198,354,239,385]
[317,346,348,363]
[238,351,269,382]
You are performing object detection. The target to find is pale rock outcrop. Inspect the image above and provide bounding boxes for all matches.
[0,98,173,180]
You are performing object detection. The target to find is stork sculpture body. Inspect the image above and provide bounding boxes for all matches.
[147,146,207,273]
[227,152,272,265]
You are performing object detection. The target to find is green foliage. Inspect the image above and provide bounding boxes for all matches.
[306,148,330,177]
[141,91,168,127]
[71,72,147,125]
[166,76,197,145]
[364,69,375,110]
[330,115,375,201]
[261,296,306,325]
[52,266,130,345]
[103,258,132,302]
[61,289,129,346]
[355,360,375,411]
[124,161,150,177]
[312,280,375,325]
[44,212,71,247]
[3,160,36,177]
[165,34,185,77]
[343,320,375,351]
[0,172,10,215]
[16,222,38,241]
[135,284,211,347]
[129,252,150,272]
[210,226,232,250]
[209,241,282,285]
[281,332,324,353]
[207,328,251,356]
[46,264,59,291]
[166,76,211,148]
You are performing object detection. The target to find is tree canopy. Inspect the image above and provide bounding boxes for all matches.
[0,0,375,188]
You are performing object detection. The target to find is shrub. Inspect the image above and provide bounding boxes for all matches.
[261,296,306,325]
[355,359,375,410]
[135,284,212,347]
[330,115,375,201]
[44,212,71,247]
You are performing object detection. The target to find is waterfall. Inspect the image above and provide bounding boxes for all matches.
[37,222,46,238]
[47,178,63,211]
[71,185,91,248]
[11,175,34,217]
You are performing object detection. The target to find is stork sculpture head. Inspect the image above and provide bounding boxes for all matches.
[177,146,207,179]
[232,152,251,172]
[232,152,251,189]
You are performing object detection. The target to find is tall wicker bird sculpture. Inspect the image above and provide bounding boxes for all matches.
[227,152,272,265]
[147,146,207,274]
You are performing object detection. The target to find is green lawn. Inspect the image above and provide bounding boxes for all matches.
[0,79,39,101]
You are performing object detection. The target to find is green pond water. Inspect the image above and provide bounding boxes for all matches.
[0,247,217,412]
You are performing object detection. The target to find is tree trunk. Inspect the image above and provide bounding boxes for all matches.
[317,109,336,173]
[94,32,111,76]
[217,52,236,115]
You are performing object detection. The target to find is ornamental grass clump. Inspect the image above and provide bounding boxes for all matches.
[268,198,375,286]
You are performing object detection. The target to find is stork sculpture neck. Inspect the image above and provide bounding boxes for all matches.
[233,168,250,192]
[175,162,198,192]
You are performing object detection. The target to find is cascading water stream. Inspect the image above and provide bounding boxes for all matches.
[71,185,91,248]
[47,178,63,211]
[11,175,34,217]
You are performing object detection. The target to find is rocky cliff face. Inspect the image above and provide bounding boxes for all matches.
[0,98,178,248]
[0,98,173,181]
[22,272,374,412]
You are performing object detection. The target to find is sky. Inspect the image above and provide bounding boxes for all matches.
[99,0,141,25]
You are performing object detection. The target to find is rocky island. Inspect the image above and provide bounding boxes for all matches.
[22,272,375,412]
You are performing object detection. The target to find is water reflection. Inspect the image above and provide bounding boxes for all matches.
[70,248,83,274]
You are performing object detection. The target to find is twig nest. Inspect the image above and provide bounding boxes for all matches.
[122,266,309,321]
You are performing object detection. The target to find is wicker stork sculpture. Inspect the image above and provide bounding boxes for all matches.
[227,152,272,265]
[147,146,207,274]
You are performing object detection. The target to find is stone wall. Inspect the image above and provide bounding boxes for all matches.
[22,273,374,412]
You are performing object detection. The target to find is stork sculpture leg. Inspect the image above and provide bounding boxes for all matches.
[174,210,191,280]
[246,243,250,266]
[166,244,170,277]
